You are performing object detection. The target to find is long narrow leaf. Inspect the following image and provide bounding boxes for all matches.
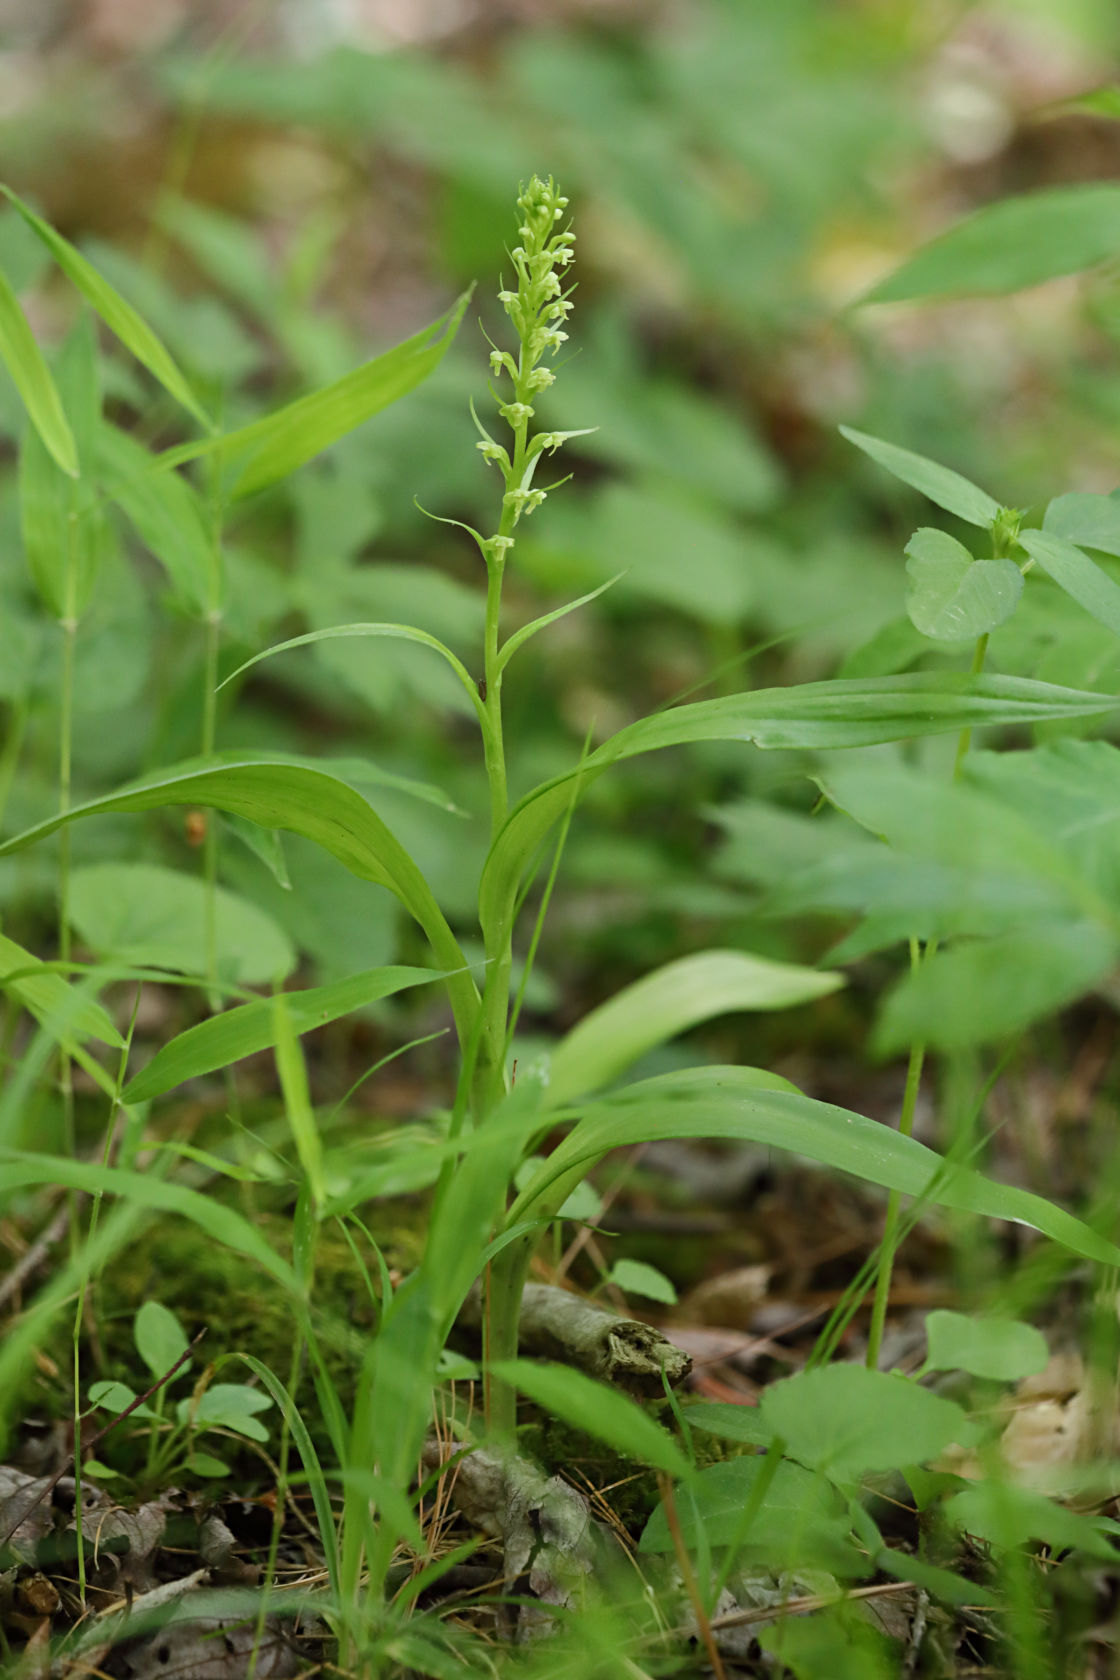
[0,755,478,1050]
[124,964,441,1103]
[863,182,1120,304]
[0,931,124,1050]
[840,426,1000,527]
[509,1068,1120,1267]
[1019,528,1120,640]
[0,263,77,475]
[2,186,212,431]
[547,950,839,1106]
[219,623,482,716]
[497,575,624,674]
[156,288,472,498]
[479,673,1118,958]
[0,1153,300,1288]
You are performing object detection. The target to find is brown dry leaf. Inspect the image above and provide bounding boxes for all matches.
[678,1265,771,1329]
[0,1470,57,1565]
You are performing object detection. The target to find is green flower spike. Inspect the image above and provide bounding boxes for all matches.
[480,175,581,548]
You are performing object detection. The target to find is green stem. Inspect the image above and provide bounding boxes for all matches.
[866,948,926,1371]
[866,629,989,1369]
[201,612,220,1007]
[59,580,77,1252]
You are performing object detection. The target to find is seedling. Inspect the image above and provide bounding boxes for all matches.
[84,1302,272,1486]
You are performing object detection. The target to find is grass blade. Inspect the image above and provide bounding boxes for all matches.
[156,288,473,497]
[2,184,213,431]
[0,262,77,476]
[547,949,839,1106]
[124,964,442,1103]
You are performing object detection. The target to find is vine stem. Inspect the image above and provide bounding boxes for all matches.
[866,630,989,1369]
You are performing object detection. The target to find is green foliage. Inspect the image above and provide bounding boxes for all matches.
[86,1300,273,1484]
[5,27,1120,1664]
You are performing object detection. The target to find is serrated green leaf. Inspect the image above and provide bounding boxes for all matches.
[840,427,1000,526]
[864,182,1120,303]
[489,1359,690,1477]
[124,964,440,1103]
[905,528,1022,641]
[547,949,836,1107]
[2,185,213,431]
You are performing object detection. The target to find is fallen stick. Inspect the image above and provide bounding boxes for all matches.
[456,1281,691,1395]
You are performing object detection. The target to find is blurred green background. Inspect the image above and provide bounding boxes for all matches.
[3,0,1120,1085]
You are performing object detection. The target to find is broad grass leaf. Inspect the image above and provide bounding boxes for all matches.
[924,1310,1049,1383]
[124,964,440,1103]
[905,528,1022,641]
[488,1359,690,1477]
[157,287,471,498]
[1019,529,1120,639]
[510,1068,1120,1267]
[840,427,1000,527]
[0,262,77,475]
[479,674,1117,952]
[1044,492,1120,558]
[99,424,220,615]
[2,185,213,431]
[864,182,1120,303]
[69,862,295,985]
[547,949,838,1106]
[875,922,1116,1054]
[0,1153,299,1289]
[0,930,123,1050]
[639,1457,849,1565]
[948,1482,1119,1562]
[0,754,477,1046]
[758,1366,967,1481]
[134,1301,189,1378]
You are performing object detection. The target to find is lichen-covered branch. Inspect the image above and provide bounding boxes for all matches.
[457,1281,691,1396]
